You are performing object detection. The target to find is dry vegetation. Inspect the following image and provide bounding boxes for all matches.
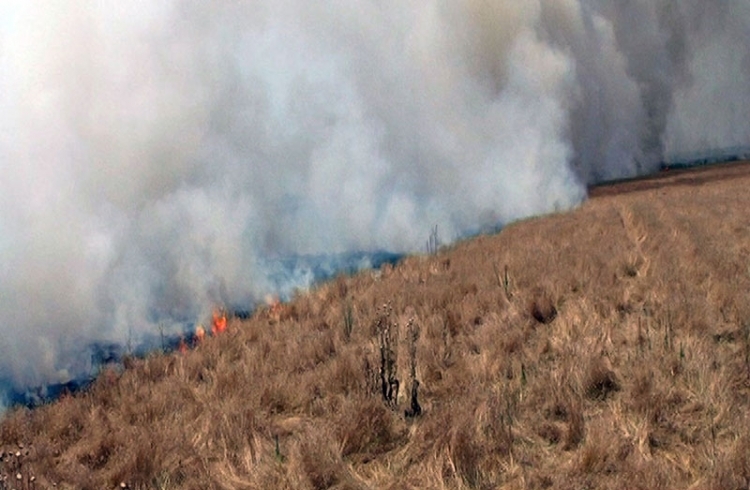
[2,161,750,489]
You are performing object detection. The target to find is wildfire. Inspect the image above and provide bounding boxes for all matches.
[187,309,226,349]
[174,308,228,356]
[212,308,227,336]
[265,294,283,323]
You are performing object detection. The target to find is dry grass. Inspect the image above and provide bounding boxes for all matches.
[2,161,750,489]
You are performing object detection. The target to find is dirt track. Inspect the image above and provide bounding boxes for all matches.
[588,159,750,198]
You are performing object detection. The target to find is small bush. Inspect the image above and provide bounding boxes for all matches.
[335,396,403,458]
[585,360,621,401]
[298,431,345,490]
[564,401,586,450]
[530,290,557,324]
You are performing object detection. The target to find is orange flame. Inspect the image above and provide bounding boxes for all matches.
[212,309,227,336]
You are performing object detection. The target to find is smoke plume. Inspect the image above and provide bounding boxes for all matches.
[0,1,748,403]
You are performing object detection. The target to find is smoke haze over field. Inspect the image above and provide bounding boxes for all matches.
[0,1,749,400]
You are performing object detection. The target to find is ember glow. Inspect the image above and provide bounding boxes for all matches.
[211,310,228,337]
[0,1,749,407]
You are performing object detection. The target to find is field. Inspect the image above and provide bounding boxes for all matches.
[2,161,750,489]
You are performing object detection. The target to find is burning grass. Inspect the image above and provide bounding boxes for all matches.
[2,161,750,489]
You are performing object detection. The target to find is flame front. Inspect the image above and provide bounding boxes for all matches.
[212,309,227,336]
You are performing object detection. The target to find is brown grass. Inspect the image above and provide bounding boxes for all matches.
[2,161,750,489]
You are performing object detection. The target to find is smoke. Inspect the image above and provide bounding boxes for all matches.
[0,1,748,402]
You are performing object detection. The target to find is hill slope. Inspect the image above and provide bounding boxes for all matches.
[2,162,750,490]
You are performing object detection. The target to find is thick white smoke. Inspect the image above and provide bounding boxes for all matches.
[0,1,748,401]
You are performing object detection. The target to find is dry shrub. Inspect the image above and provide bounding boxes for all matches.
[629,367,655,414]
[531,300,557,324]
[545,398,569,422]
[334,275,349,300]
[87,368,123,410]
[289,330,337,373]
[335,396,404,458]
[564,400,586,450]
[260,377,295,415]
[584,359,621,401]
[443,391,514,489]
[46,402,88,447]
[578,438,609,476]
[78,436,116,471]
[529,287,558,325]
[537,383,585,450]
[101,429,168,489]
[407,405,452,465]
[537,422,562,445]
[481,392,515,457]
[131,447,159,486]
[444,309,463,337]
[327,350,364,396]
[216,408,262,463]
[713,433,750,490]
[502,328,526,354]
[248,459,296,490]
[140,353,178,384]
[449,419,484,488]
[575,420,632,479]
[627,367,684,452]
[0,408,31,446]
[296,429,347,490]
[699,428,750,490]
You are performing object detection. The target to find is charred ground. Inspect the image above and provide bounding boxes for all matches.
[2,161,750,489]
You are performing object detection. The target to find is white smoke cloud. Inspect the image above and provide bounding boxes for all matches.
[0,0,748,399]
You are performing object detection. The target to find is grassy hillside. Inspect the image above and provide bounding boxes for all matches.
[2,162,750,490]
